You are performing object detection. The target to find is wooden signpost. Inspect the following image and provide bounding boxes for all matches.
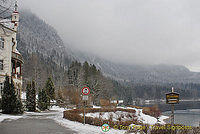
[166,87,179,129]
[166,92,179,104]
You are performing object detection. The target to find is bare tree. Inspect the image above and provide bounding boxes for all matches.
[0,0,16,35]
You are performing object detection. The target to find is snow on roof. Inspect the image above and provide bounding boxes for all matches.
[0,19,15,30]
[15,49,20,54]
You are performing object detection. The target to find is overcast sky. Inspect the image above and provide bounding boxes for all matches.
[20,0,200,71]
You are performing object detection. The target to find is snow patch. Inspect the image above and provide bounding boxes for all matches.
[81,111,136,122]
[48,106,126,134]
[0,114,23,122]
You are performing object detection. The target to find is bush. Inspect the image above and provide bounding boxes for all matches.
[63,108,140,128]
[128,105,161,118]
[142,105,161,118]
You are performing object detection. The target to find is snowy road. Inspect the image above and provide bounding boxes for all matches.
[0,118,77,134]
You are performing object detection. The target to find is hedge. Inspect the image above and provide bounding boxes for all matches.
[63,108,143,128]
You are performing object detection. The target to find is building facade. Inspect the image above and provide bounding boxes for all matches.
[0,3,23,98]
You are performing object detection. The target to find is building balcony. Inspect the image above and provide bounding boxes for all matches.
[12,73,22,80]
[11,51,23,79]
[11,51,23,63]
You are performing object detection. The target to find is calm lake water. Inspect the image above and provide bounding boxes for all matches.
[163,109,200,127]
[138,101,200,126]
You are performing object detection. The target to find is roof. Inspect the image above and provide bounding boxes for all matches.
[0,19,16,32]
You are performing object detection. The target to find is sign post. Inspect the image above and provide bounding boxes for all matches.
[82,87,90,125]
[166,87,179,133]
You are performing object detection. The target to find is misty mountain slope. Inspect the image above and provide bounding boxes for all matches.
[73,50,200,84]
[16,10,74,89]
[18,10,74,68]
[16,10,200,86]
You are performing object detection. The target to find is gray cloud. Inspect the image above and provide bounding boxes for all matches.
[20,0,200,70]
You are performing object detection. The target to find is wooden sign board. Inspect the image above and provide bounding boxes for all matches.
[166,92,179,104]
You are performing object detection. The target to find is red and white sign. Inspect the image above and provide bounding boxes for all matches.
[82,87,90,95]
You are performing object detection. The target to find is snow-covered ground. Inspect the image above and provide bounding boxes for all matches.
[0,114,23,122]
[80,109,168,125]
[81,111,136,122]
[49,106,126,134]
[0,106,168,134]
[50,106,168,134]
[132,107,167,125]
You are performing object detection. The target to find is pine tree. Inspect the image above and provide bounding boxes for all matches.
[2,76,23,114]
[2,76,15,114]
[26,82,31,110]
[26,80,36,112]
[13,98,23,114]
[45,77,55,101]
[38,88,49,111]
[83,61,90,84]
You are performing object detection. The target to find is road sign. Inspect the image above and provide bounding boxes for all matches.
[166,92,179,104]
[82,95,88,100]
[82,87,90,95]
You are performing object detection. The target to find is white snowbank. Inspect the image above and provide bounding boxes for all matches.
[51,113,126,134]
[0,114,23,122]
[49,106,126,134]
[92,105,101,108]
[81,106,168,125]
[49,106,168,134]
[81,111,136,122]
[127,107,168,125]
[50,105,66,111]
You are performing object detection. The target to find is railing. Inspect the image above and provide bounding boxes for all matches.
[12,73,22,80]
[11,52,23,63]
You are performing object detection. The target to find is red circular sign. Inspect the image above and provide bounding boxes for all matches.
[82,87,90,95]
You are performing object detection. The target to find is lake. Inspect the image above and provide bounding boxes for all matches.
[163,109,200,127]
[137,100,200,126]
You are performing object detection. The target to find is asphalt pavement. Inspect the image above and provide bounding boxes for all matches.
[0,118,77,134]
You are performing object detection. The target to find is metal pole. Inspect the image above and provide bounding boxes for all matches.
[84,101,85,125]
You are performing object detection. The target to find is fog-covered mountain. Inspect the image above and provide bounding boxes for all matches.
[17,10,75,89]
[17,10,200,88]
[73,50,200,84]
[18,10,74,68]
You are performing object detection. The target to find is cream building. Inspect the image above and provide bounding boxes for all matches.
[0,2,23,98]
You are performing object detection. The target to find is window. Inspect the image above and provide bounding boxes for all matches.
[0,37,4,49]
[0,83,3,96]
[0,60,3,70]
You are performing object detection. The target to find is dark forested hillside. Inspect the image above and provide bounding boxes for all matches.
[17,10,74,90]
[18,10,74,67]
[74,50,200,84]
